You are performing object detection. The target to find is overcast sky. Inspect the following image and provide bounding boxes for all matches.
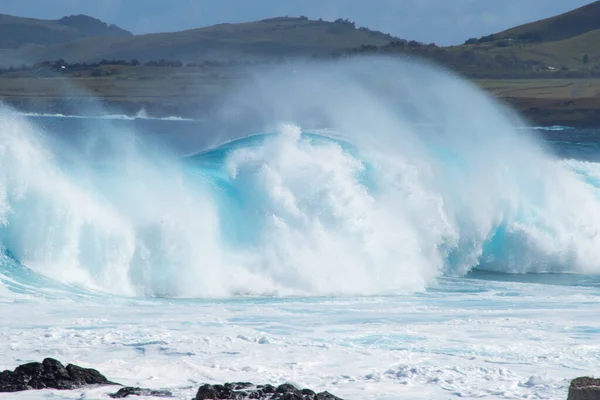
[0,0,594,46]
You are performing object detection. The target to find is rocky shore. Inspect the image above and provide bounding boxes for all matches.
[0,358,344,399]
[568,377,600,400]
[1,358,598,399]
[0,358,115,392]
[504,97,600,128]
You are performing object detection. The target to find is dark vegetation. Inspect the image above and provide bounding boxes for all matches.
[2,40,599,80]
[341,40,599,78]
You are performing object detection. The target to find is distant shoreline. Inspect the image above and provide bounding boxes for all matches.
[4,97,600,129]
[2,62,600,128]
[2,65,600,128]
[502,97,600,128]
[501,98,600,128]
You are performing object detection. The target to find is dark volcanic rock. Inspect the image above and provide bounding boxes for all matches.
[0,358,116,392]
[109,386,173,398]
[0,359,343,400]
[65,362,113,386]
[195,383,343,400]
[568,377,600,400]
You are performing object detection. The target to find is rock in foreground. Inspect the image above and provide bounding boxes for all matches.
[110,386,173,398]
[569,377,600,400]
[0,359,345,400]
[195,383,342,400]
[0,358,115,392]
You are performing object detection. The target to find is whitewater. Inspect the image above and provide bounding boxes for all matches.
[0,58,599,399]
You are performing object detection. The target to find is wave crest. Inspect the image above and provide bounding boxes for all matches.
[1,57,600,298]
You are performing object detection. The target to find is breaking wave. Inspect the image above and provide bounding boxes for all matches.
[1,57,599,298]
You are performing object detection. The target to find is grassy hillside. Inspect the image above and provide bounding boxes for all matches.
[470,1,600,43]
[13,17,395,64]
[3,64,600,126]
[1,3,600,76]
[3,6,600,126]
[496,0,600,42]
[5,4,600,77]
[456,28,600,75]
[0,14,132,49]
[436,2,600,76]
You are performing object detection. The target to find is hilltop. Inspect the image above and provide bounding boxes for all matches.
[8,17,396,64]
[2,3,600,75]
[3,4,600,126]
[452,1,600,75]
[0,14,132,49]
[322,1,600,78]
[469,1,600,44]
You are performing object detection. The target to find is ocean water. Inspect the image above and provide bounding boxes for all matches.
[1,59,600,399]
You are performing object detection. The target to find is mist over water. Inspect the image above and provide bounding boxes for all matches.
[1,57,599,298]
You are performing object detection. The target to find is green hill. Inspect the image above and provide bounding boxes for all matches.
[0,14,132,49]
[4,7,600,126]
[12,17,395,64]
[4,4,600,78]
[450,1,600,76]
[470,28,600,71]
[493,0,600,43]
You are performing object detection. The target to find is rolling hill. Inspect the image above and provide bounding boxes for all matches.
[454,1,600,75]
[3,5,600,126]
[8,17,396,65]
[488,0,600,43]
[0,14,132,49]
[1,2,600,77]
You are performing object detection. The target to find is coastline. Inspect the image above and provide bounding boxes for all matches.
[503,97,600,128]
[2,71,600,128]
[4,96,600,128]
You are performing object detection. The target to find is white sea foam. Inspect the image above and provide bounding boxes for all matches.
[17,111,195,121]
[1,57,600,400]
[2,58,600,298]
[0,279,598,400]
[532,125,573,131]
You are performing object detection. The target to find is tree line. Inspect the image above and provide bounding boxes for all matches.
[1,41,597,80]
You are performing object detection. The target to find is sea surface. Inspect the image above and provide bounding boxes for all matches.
[1,59,600,400]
